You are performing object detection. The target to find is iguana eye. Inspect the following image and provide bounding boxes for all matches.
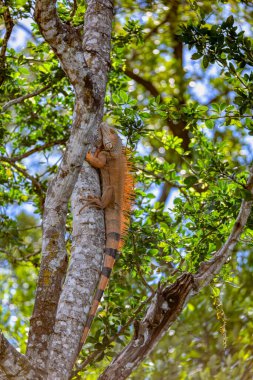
[105,142,113,150]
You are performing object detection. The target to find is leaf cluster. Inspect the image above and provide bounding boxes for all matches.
[180,15,253,114]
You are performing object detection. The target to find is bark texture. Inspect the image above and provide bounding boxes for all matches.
[0,333,45,379]
[46,162,105,379]
[25,0,114,377]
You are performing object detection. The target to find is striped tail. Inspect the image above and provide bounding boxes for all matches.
[78,231,120,351]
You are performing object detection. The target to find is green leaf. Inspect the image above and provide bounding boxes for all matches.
[191,52,202,60]
[212,287,220,297]
[226,15,234,27]
[112,93,119,104]
[187,303,195,311]
[16,0,27,6]
[119,90,129,103]
[206,119,215,129]
[0,6,7,14]
[229,62,236,73]
[184,175,198,187]
[211,103,220,112]
[197,105,209,113]
[203,55,209,69]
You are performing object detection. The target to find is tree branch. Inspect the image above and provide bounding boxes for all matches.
[0,332,45,380]
[1,161,45,208]
[2,84,52,111]
[0,1,14,86]
[98,274,194,380]
[34,0,86,87]
[99,164,253,380]
[157,182,172,204]
[69,0,77,19]
[45,161,105,379]
[0,139,66,162]
[124,69,160,98]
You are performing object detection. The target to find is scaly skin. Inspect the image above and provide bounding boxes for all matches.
[79,122,133,351]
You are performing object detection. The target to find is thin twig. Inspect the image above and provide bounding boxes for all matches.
[7,55,51,63]
[70,0,77,19]
[0,139,67,162]
[15,250,41,262]
[197,114,253,120]
[16,22,39,43]
[0,249,41,262]
[2,84,52,111]
[3,161,45,207]
[144,10,171,41]
[138,166,185,190]
[7,225,42,231]
[135,261,155,295]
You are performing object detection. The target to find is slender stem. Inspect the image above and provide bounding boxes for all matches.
[3,161,45,208]
[2,84,52,111]
[0,139,66,162]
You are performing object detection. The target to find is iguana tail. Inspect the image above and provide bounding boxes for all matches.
[79,224,120,348]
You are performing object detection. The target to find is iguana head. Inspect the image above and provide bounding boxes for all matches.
[100,122,121,153]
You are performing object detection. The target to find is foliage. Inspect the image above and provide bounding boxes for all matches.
[1,0,253,379]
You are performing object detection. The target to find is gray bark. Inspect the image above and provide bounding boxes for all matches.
[47,162,105,379]
[26,0,114,377]
[0,333,45,379]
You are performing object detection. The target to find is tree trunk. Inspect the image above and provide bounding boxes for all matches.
[1,2,253,380]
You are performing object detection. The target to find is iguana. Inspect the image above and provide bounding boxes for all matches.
[79,121,134,350]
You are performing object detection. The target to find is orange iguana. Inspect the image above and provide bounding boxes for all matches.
[79,121,134,350]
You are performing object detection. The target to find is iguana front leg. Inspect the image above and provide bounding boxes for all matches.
[85,150,114,209]
[86,150,106,169]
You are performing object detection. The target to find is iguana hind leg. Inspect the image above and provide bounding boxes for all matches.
[87,186,114,209]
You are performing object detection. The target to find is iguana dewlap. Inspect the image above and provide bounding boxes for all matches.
[79,122,133,350]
